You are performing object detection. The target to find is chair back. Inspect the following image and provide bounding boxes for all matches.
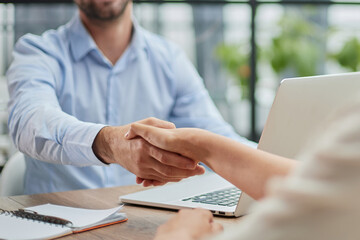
[0,152,25,196]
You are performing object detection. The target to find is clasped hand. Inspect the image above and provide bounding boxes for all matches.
[120,119,224,240]
[92,117,205,186]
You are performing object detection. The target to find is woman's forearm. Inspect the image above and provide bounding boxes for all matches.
[188,130,297,200]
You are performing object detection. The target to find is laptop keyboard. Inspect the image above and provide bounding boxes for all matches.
[181,187,241,207]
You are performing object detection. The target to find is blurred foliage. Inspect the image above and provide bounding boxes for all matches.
[266,12,322,77]
[216,8,360,101]
[330,37,360,72]
[216,44,252,100]
[216,11,322,101]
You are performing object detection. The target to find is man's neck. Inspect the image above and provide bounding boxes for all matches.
[80,3,133,65]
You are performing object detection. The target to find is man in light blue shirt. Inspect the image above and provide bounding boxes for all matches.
[7,0,254,194]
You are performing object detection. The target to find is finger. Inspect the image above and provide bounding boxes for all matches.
[142,179,168,187]
[136,170,182,183]
[142,179,155,187]
[137,172,180,185]
[178,208,193,215]
[141,179,169,187]
[136,177,144,184]
[178,209,214,224]
[148,145,197,170]
[134,153,205,184]
[144,172,190,184]
[137,163,205,184]
[140,117,176,129]
[194,208,213,220]
[193,165,206,175]
[151,160,205,179]
[125,123,170,151]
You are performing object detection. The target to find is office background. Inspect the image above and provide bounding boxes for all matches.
[0,0,359,169]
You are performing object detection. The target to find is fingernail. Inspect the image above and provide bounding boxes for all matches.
[124,131,129,138]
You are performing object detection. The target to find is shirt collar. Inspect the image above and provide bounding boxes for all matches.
[68,13,148,63]
[129,18,148,58]
[68,13,98,62]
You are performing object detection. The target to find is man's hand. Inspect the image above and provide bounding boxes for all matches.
[92,117,205,186]
[154,209,223,240]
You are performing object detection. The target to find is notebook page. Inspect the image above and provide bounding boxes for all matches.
[0,214,71,240]
[27,204,124,228]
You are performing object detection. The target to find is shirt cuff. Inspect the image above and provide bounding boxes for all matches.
[63,123,108,166]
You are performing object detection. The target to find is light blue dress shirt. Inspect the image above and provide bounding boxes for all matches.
[7,14,255,194]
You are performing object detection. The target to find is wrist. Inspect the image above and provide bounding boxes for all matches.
[189,129,227,171]
[92,126,114,164]
[183,129,212,166]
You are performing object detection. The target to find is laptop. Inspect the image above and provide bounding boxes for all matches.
[119,72,360,217]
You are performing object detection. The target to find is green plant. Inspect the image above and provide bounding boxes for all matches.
[266,12,322,77]
[330,37,360,72]
[216,44,251,99]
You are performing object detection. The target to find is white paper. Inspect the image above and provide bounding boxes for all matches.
[27,204,124,228]
[0,204,125,240]
[0,214,70,240]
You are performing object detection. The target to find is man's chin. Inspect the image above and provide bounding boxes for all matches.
[76,0,130,22]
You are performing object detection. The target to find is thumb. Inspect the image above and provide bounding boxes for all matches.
[124,123,166,151]
[139,117,176,129]
[124,123,146,140]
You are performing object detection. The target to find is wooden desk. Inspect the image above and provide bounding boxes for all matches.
[0,186,242,239]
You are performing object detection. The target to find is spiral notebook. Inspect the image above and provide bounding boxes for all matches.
[0,203,127,240]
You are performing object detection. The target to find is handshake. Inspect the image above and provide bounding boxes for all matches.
[92,117,207,187]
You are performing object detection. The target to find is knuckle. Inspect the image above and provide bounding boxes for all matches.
[146,117,156,124]
[136,138,148,151]
[168,134,177,146]
[151,148,170,166]
[199,209,212,218]
[149,146,160,159]
[156,151,167,164]
[127,124,134,132]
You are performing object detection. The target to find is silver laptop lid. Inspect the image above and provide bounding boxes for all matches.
[258,72,360,158]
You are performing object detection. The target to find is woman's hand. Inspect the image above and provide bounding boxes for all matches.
[125,123,211,162]
[154,209,223,240]
[124,122,208,186]
[125,123,211,186]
